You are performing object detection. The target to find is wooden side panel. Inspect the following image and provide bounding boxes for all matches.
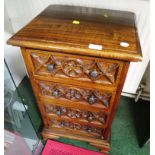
[104,62,130,138]
[21,47,49,128]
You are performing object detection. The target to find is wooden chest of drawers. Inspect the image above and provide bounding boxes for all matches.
[7,5,142,154]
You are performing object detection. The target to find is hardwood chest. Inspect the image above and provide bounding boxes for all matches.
[7,5,142,154]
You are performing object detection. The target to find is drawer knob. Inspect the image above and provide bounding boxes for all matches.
[101,136,104,140]
[87,112,94,121]
[89,70,98,78]
[52,89,60,97]
[59,121,65,127]
[86,127,92,133]
[47,63,56,71]
[61,107,67,113]
[87,95,96,104]
[56,110,62,116]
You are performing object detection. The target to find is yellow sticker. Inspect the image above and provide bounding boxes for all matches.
[103,14,108,18]
[72,20,80,24]
[102,13,108,18]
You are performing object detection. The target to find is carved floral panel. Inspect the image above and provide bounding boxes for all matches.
[45,104,107,124]
[50,119,105,139]
[39,82,112,108]
[31,52,120,85]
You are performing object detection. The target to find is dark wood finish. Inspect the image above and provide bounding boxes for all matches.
[7,5,142,154]
[104,62,130,139]
[38,81,114,110]
[7,5,142,62]
[44,103,107,126]
[27,49,123,89]
[50,119,105,139]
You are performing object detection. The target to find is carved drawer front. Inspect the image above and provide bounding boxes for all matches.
[28,49,123,87]
[38,81,113,110]
[44,104,107,126]
[50,119,105,140]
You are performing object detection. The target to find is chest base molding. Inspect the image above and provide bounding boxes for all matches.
[42,127,110,154]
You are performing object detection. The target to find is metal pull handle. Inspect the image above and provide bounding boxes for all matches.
[89,70,98,78]
[56,110,62,116]
[47,63,56,71]
[87,112,94,121]
[52,89,60,97]
[87,95,96,104]
[86,127,92,133]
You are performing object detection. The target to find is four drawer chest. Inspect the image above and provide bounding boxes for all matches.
[7,5,142,154]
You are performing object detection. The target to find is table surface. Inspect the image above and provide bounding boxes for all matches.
[7,5,142,62]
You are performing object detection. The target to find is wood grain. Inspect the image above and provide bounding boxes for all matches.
[104,62,130,139]
[38,80,113,109]
[7,5,142,61]
[7,5,143,154]
[27,49,123,88]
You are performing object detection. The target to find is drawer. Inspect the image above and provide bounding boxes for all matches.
[27,49,123,88]
[48,118,105,140]
[37,80,115,111]
[44,103,108,127]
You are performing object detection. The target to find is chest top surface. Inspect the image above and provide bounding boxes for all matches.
[7,5,142,61]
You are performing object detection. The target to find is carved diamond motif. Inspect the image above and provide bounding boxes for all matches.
[50,119,105,139]
[39,82,112,108]
[63,60,83,77]
[31,53,119,84]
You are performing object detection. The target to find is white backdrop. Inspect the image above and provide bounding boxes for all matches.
[4,0,150,94]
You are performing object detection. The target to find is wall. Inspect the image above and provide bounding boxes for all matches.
[4,0,150,94]
[141,62,150,94]
[4,31,27,86]
[4,4,27,86]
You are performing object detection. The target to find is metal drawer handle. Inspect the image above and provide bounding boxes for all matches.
[87,95,96,104]
[52,89,60,97]
[47,63,56,71]
[86,127,92,133]
[89,70,98,78]
[87,112,94,121]
[56,110,62,116]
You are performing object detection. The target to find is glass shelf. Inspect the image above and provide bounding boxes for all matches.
[4,60,43,155]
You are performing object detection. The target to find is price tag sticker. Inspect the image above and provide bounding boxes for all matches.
[88,44,103,50]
